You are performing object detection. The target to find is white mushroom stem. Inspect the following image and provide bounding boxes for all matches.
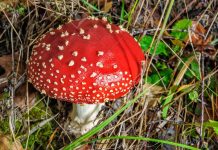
[67,103,104,136]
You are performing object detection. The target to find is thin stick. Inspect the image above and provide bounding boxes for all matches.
[200,53,205,147]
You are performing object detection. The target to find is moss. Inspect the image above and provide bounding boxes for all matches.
[26,122,53,149]
[0,91,10,101]
[22,100,54,149]
[0,118,10,134]
[0,117,22,135]
[25,101,48,120]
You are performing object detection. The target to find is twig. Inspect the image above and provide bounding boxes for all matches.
[166,0,196,28]
[204,11,218,39]
[20,114,59,141]
[200,53,205,147]
[114,123,123,149]
[14,73,26,90]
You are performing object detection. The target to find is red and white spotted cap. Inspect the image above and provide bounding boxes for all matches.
[28,17,145,104]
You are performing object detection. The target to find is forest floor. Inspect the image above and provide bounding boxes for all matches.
[0,0,217,149]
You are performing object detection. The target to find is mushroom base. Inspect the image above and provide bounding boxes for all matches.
[65,103,104,136]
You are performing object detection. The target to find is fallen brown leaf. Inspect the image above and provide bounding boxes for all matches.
[14,83,36,109]
[0,55,12,79]
[188,21,212,46]
[90,0,112,12]
[0,53,25,91]
[0,133,23,150]
[75,144,91,150]
[0,55,12,91]
[101,1,112,12]
[186,21,217,59]
[143,83,164,107]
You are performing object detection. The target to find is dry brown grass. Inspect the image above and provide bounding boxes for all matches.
[0,0,217,149]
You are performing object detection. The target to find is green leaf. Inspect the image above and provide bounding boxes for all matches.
[188,90,198,102]
[198,120,218,136]
[140,35,168,56]
[171,19,192,40]
[146,64,173,87]
[209,120,218,135]
[17,6,25,15]
[173,45,182,52]
[156,62,168,69]
[185,60,200,80]
[160,69,173,86]
[162,56,195,118]
[162,90,175,119]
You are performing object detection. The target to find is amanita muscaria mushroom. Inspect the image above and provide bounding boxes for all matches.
[27,17,145,135]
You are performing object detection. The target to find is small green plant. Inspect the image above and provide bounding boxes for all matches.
[5,4,26,15]
[146,62,173,87]
[140,35,173,87]
[171,19,192,40]
[179,58,200,80]
[0,91,10,101]
[27,122,53,149]
[188,90,199,102]
[208,120,218,135]
[17,5,26,16]
[0,118,10,134]
[22,101,53,149]
[140,35,168,56]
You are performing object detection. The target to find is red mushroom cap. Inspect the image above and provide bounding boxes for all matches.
[28,17,145,104]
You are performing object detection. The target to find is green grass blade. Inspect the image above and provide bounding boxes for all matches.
[127,0,139,28]
[80,0,100,12]
[162,56,194,118]
[157,0,174,38]
[86,136,200,150]
[64,84,155,149]
[162,90,174,118]
[120,0,125,24]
